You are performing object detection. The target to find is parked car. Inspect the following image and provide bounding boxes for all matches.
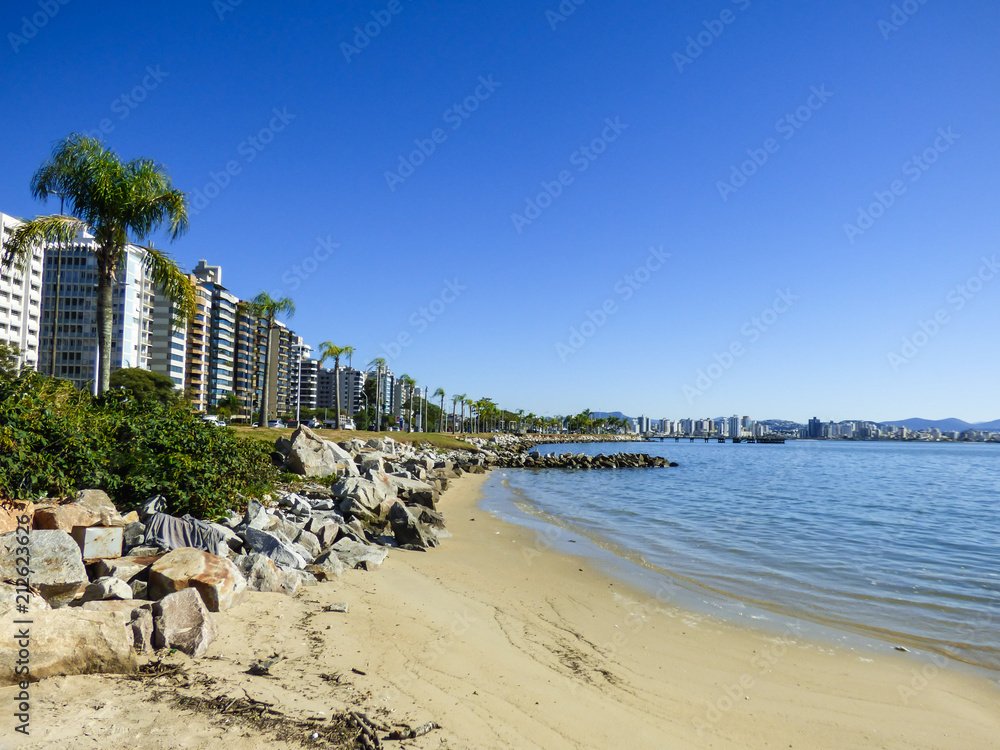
[268,419,285,428]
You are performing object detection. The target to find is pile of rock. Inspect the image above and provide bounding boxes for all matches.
[0,426,674,685]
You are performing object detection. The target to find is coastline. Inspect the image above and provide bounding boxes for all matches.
[3,471,999,749]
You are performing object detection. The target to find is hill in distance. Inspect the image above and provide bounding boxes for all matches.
[882,418,1000,432]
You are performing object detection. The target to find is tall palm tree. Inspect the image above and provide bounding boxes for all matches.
[3,134,194,394]
[451,394,461,434]
[245,291,294,427]
[399,374,415,432]
[367,357,386,431]
[318,342,353,430]
[434,388,446,432]
[454,393,467,433]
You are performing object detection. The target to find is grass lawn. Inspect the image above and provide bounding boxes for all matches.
[229,425,482,452]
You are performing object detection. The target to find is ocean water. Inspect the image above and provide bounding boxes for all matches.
[480,440,1000,673]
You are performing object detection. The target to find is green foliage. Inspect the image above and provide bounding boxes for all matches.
[0,342,20,375]
[0,369,276,518]
[109,367,179,405]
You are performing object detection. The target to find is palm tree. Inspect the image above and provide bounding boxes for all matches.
[244,292,295,427]
[367,357,387,431]
[2,134,194,394]
[318,342,353,430]
[399,374,414,431]
[434,388,446,432]
[451,394,462,434]
[454,393,467,433]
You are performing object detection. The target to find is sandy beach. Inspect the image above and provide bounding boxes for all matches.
[3,471,999,749]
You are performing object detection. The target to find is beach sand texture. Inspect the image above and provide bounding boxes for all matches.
[2,472,998,749]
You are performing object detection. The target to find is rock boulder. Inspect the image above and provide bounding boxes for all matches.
[152,587,217,658]
[147,548,247,612]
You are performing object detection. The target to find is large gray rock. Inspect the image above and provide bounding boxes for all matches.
[131,608,154,653]
[0,609,137,685]
[234,553,286,593]
[0,530,87,608]
[389,476,438,507]
[122,520,146,553]
[295,529,321,559]
[82,576,133,602]
[93,556,149,583]
[243,527,306,570]
[308,550,345,580]
[333,477,392,512]
[365,437,397,454]
[309,521,342,549]
[329,538,389,571]
[387,502,437,550]
[339,497,379,525]
[284,425,358,478]
[0,581,50,617]
[152,588,217,658]
[147,548,247,612]
[358,452,386,474]
[32,489,123,532]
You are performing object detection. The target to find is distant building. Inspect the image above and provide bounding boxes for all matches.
[807,417,823,439]
[37,226,153,392]
[0,212,43,371]
[191,260,239,409]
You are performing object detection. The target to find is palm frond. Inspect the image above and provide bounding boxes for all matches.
[2,214,85,272]
[141,244,197,326]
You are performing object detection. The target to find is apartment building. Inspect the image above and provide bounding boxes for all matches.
[0,213,44,371]
[37,227,153,392]
[191,260,238,409]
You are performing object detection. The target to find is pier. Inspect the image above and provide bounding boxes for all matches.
[648,435,786,444]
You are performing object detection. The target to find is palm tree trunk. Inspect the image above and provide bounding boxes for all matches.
[96,262,113,395]
[439,394,444,432]
[257,317,272,427]
[333,355,342,430]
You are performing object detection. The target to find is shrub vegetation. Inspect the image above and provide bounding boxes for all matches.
[0,368,276,518]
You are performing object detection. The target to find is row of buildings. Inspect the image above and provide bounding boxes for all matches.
[631,416,770,438]
[0,212,408,422]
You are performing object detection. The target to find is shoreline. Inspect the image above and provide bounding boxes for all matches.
[484,466,1000,681]
[4,471,999,748]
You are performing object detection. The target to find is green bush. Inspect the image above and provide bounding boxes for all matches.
[0,369,276,519]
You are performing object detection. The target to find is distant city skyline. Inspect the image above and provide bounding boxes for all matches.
[2,2,998,421]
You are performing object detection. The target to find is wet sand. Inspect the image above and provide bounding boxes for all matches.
[3,472,999,749]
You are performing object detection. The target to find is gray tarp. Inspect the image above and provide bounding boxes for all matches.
[144,513,229,557]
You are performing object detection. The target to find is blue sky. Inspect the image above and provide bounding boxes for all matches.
[2,0,998,423]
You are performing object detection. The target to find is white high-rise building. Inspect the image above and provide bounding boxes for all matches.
[36,226,153,392]
[0,213,44,371]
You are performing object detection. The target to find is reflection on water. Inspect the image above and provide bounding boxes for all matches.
[486,440,1000,673]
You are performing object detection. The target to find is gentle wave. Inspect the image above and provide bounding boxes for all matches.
[489,440,1000,673]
